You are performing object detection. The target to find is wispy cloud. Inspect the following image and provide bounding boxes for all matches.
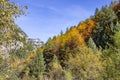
[24,0,93,19]
[62,5,93,19]
[38,5,93,20]
[15,0,112,42]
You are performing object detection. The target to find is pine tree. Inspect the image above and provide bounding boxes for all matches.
[101,31,120,80]
[29,48,45,79]
[92,6,118,49]
[95,8,99,15]
[88,37,98,53]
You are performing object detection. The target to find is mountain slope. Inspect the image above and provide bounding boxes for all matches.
[0,0,120,80]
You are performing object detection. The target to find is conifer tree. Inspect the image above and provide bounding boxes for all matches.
[92,6,118,49]
[88,37,98,53]
[29,48,45,79]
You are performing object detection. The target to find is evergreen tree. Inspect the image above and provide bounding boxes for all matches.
[60,30,63,35]
[92,6,119,49]
[102,31,120,80]
[88,37,98,53]
[29,48,45,79]
[95,8,99,15]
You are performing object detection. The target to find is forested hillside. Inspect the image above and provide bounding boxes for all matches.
[0,0,120,80]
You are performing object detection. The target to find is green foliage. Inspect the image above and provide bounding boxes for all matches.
[43,38,54,71]
[29,48,45,79]
[102,48,120,80]
[95,8,99,15]
[0,0,27,58]
[68,47,103,80]
[101,31,120,80]
[113,31,120,47]
[64,70,73,80]
[11,40,34,60]
[0,0,23,29]
[48,55,65,80]
[0,54,20,80]
[1,0,120,80]
[88,37,98,53]
[92,5,119,49]
[0,0,26,39]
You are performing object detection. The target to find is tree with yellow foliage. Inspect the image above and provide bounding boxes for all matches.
[77,19,96,40]
[68,47,103,80]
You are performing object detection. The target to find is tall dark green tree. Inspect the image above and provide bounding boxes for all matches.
[29,48,45,79]
[92,6,119,49]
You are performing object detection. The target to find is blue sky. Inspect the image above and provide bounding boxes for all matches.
[15,0,115,42]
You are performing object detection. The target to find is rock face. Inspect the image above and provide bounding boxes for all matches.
[28,38,44,48]
[0,40,24,57]
[0,26,26,58]
[0,26,44,58]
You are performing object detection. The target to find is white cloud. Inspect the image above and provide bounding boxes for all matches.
[63,5,93,19]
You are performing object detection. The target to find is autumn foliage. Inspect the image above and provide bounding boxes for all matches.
[1,0,120,80]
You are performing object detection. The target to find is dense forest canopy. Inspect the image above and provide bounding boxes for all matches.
[0,0,120,80]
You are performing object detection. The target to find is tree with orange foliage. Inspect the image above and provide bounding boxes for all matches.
[77,19,96,41]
